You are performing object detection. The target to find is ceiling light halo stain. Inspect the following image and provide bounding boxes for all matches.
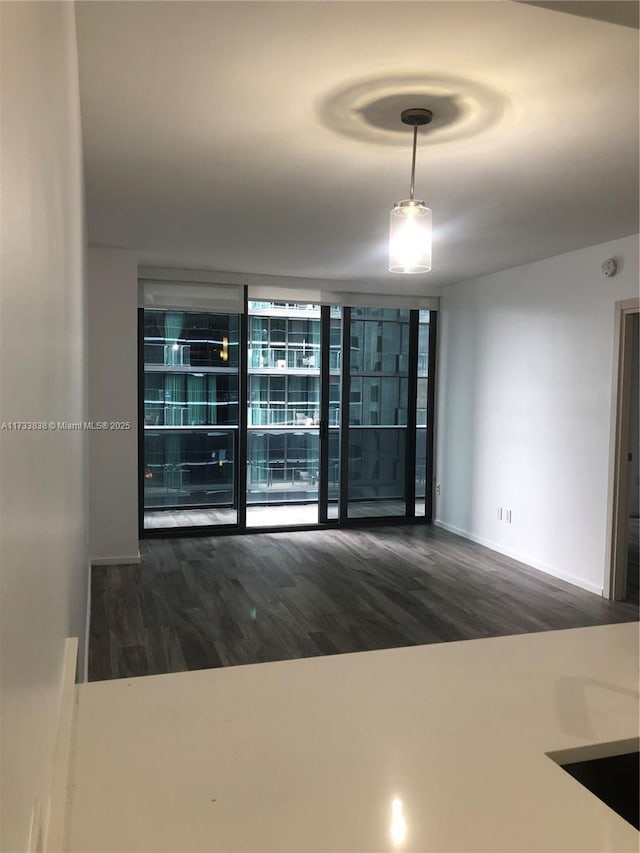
[318,73,508,147]
[389,108,433,274]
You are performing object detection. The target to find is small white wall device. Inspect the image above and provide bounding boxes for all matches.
[601,258,618,278]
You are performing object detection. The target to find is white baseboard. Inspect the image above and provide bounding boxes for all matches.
[90,551,140,566]
[45,637,78,853]
[433,519,604,596]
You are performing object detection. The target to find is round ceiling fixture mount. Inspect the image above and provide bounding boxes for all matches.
[400,108,433,127]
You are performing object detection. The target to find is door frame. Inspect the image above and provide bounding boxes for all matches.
[605,298,639,600]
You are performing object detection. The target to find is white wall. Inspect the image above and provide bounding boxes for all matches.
[88,247,139,563]
[436,234,639,594]
[0,4,88,850]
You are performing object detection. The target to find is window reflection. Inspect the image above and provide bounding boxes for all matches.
[144,430,235,509]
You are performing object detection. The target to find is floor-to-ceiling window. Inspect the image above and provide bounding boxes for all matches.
[246,302,320,526]
[415,309,433,517]
[327,307,343,520]
[346,308,409,518]
[142,308,240,529]
[140,285,436,535]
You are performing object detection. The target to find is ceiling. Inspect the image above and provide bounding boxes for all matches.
[76,1,639,294]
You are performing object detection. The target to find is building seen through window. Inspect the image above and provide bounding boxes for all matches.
[142,301,433,528]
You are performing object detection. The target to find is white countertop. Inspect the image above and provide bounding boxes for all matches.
[65,623,639,852]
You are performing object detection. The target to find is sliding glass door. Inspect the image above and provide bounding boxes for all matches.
[246,301,322,527]
[140,291,435,534]
[345,308,410,519]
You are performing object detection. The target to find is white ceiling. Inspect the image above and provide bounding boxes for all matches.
[76,1,639,293]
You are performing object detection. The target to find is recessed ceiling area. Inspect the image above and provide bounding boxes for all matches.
[76,1,639,292]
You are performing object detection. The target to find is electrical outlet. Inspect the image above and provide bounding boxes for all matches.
[435,483,441,495]
[498,507,503,520]
[506,509,512,524]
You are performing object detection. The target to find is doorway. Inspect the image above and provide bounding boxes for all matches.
[625,313,639,603]
[607,301,640,601]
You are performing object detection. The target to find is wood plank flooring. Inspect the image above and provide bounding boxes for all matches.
[89,525,639,681]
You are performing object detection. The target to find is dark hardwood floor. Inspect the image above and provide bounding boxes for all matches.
[89,525,639,681]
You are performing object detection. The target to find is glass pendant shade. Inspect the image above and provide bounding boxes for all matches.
[389,199,432,273]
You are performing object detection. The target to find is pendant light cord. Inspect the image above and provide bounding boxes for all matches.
[409,124,418,201]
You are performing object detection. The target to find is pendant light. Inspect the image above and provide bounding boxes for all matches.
[389,108,433,274]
